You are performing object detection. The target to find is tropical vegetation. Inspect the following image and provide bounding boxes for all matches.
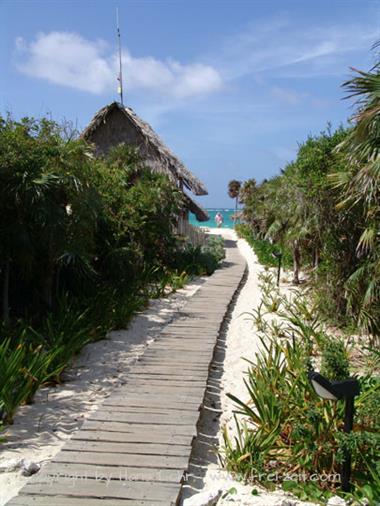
[223,274,379,504]
[0,114,224,424]
[224,50,380,502]
[238,57,380,339]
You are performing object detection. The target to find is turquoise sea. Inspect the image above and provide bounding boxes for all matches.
[189,208,236,229]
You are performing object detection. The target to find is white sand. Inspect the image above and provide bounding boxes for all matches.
[0,279,205,506]
[182,228,314,506]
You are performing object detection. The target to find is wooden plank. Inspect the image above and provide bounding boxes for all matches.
[39,461,185,483]
[119,383,205,393]
[81,420,197,437]
[164,322,220,329]
[100,402,200,413]
[142,349,212,357]
[102,400,201,412]
[155,334,217,340]
[146,345,214,353]
[125,374,207,383]
[138,357,211,365]
[160,328,219,335]
[112,381,205,392]
[70,430,193,446]
[52,450,189,470]
[64,440,191,456]
[128,365,208,373]
[22,480,179,502]
[88,410,198,425]
[105,393,202,404]
[121,375,207,385]
[8,497,157,506]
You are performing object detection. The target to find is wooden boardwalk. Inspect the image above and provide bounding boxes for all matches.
[7,238,246,506]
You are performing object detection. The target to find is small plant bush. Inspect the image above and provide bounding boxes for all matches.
[320,338,350,381]
[235,224,292,268]
[222,276,380,504]
[173,235,225,276]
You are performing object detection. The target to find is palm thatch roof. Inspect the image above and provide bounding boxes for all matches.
[82,102,208,196]
[183,193,209,222]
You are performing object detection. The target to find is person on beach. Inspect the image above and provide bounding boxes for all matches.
[215,212,223,228]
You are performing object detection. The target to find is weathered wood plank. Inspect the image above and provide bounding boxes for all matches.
[39,461,185,482]
[127,365,208,374]
[64,440,191,456]
[70,430,193,446]
[125,374,207,383]
[105,393,201,404]
[88,410,198,425]
[8,497,158,506]
[120,382,206,393]
[100,402,200,413]
[52,450,189,470]
[22,479,179,502]
[81,420,197,437]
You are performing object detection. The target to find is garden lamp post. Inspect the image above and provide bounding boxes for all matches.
[308,371,360,492]
[271,250,282,287]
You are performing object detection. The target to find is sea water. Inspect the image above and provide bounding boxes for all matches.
[189,209,236,229]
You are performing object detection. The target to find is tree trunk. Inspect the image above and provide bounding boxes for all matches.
[313,247,320,269]
[234,196,238,227]
[2,259,10,323]
[293,240,301,284]
[43,263,54,309]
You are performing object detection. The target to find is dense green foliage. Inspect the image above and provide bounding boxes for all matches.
[171,235,225,276]
[226,53,380,502]
[223,274,380,504]
[235,224,292,268]
[0,115,224,424]
[239,57,380,340]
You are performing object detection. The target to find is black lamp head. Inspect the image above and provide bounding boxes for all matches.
[272,250,282,259]
[308,371,360,401]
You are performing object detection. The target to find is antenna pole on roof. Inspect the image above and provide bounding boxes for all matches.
[116,7,124,105]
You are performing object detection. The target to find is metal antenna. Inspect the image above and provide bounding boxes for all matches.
[116,7,124,105]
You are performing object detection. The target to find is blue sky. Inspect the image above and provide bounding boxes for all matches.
[1,0,379,207]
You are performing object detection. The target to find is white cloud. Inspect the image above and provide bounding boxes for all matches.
[214,17,378,80]
[15,31,223,98]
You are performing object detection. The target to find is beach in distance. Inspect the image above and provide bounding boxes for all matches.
[189,208,236,229]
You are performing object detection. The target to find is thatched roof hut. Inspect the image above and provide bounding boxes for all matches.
[82,102,208,197]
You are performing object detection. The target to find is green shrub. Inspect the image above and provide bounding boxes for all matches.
[320,338,350,381]
[222,276,379,502]
[0,338,59,424]
[235,224,292,268]
[202,235,226,263]
[173,235,225,277]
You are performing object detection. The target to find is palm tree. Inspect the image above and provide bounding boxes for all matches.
[332,56,380,335]
[228,180,241,226]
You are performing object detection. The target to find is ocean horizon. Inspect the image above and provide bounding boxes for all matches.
[189,208,238,229]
